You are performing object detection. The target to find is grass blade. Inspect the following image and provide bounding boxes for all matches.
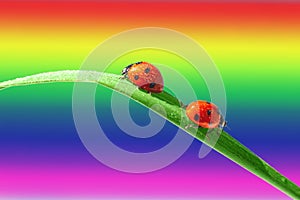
[0,70,299,199]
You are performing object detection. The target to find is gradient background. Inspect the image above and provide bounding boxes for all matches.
[0,1,299,199]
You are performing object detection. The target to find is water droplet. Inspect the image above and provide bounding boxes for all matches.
[280,177,287,183]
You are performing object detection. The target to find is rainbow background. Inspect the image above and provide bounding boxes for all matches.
[0,1,300,199]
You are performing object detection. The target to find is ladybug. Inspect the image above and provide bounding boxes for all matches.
[121,61,164,93]
[185,100,226,129]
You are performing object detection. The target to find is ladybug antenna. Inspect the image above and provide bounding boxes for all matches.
[224,121,231,131]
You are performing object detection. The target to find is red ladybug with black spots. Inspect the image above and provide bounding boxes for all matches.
[185,100,226,130]
[121,61,164,93]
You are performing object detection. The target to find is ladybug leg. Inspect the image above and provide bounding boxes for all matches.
[185,124,198,130]
[205,129,214,141]
[205,134,210,141]
[185,124,192,129]
[119,74,127,80]
[181,103,188,109]
[143,89,151,95]
[205,128,221,140]
[215,128,221,137]
[206,128,226,143]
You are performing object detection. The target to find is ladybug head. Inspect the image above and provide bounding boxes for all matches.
[121,65,132,75]
[122,62,145,75]
[121,67,128,75]
[219,114,229,130]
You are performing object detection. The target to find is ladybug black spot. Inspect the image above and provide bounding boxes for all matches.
[134,75,139,80]
[149,82,156,88]
[207,110,211,116]
[144,67,150,74]
[206,101,211,104]
[194,114,200,121]
[136,61,143,64]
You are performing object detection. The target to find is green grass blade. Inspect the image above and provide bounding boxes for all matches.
[0,70,299,199]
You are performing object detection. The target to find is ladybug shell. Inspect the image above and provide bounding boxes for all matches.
[186,100,221,128]
[126,62,164,93]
